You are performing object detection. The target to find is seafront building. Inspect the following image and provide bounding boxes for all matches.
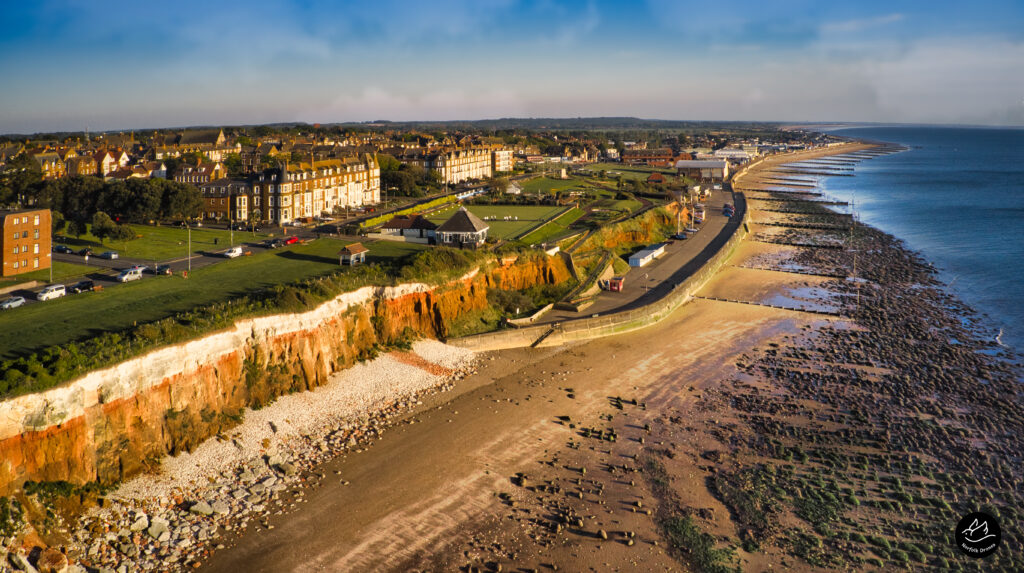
[394,147,496,184]
[199,155,380,225]
[675,159,729,181]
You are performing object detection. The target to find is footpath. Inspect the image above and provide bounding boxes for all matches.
[450,144,865,351]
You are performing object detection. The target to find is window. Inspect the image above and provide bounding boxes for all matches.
[21,217,27,224]
[33,229,39,239]
[21,245,27,253]
[34,215,40,225]
[11,232,17,240]
[33,258,39,268]
[12,261,18,269]
[22,231,28,238]
[33,244,39,254]
[11,247,16,255]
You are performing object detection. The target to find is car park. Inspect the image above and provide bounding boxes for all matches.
[52,245,74,254]
[70,280,95,294]
[36,284,66,301]
[116,268,143,283]
[1,296,26,310]
[98,251,119,259]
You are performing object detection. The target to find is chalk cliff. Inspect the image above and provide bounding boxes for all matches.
[0,254,571,494]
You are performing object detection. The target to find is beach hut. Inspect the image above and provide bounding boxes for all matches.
[628,243,667,268]
[338,242,369,265]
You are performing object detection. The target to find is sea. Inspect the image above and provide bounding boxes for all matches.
[814,126,1024,354]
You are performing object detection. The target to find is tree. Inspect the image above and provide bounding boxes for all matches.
[51,210,67,235]
[224,153,244,177]
[67,218,88,238]
[0,155,42,206]
[91,211,117,241]
[488,176,509,195]
[161,182,203,221]
[382,169,418,197]
[376,153,402,172]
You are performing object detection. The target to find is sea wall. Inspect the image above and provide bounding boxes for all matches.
[450,143,873,352]
[452,195,750,351]
[0,254,571,494]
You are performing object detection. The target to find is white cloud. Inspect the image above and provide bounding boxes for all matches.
[821,13,904,34]
[309,86,527,122]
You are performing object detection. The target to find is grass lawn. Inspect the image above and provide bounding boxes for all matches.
[519,176,589,194]
[0,261,95,286]
[519,207,585,245]
[584,162,676,182]
[427,204,565,240]
[54,224,273,262]
[0,239,426,360]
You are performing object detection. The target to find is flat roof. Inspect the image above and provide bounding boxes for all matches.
[675,160,728,168]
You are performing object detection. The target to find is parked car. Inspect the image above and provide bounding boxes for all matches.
[1,296,26,310]
[52,245,74,254]
[36,284,66,301]
[70,280,95,294]
[98,251,119,260]
[130,264,149,273]
[223,246,244,258]
[151,264,172,275]
[262,238,282,249]
[283,236,300,246]
[77,248,93,257]
[116,268,143,283]
[230,222,247,231]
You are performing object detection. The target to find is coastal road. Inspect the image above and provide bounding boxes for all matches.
[538,188,736,324]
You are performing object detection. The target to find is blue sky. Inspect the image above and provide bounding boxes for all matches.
[1,0,1022,133]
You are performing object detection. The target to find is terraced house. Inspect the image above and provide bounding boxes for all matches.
[397,147,494,184]
[203,154,381,225]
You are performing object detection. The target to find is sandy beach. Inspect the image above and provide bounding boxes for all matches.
[47,143,1023,573]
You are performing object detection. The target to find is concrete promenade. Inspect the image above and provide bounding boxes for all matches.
[450,143,868,351]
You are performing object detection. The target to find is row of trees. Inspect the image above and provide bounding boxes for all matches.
[377,154,442,197]
[7,173,202,237]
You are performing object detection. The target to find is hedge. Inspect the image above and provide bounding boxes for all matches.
[361,195,457,228]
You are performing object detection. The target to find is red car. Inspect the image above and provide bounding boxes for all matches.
[283,236,300,246]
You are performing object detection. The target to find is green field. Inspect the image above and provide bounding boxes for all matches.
[584,163,675,181]
[54,224,273,262]
[0,261,96,286]
[519,176,589,194]
[0,239,426,360]
[428,204,566,240]
[519,208,585,245]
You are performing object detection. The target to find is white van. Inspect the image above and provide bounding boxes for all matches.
[223,246,244,258]
[117,268,143,283]
[37,284,66,301]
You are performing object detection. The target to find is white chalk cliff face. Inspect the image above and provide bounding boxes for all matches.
[0,257,571,493]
